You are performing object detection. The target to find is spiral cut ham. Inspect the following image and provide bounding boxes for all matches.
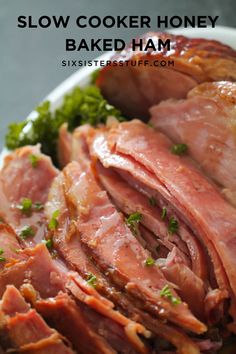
[88,119,236,332]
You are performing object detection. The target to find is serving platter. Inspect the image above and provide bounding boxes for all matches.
[1,26,236,165]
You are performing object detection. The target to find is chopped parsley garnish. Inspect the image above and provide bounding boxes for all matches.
[87,273,97,288]
[34,202,44,211]
[147,123,154,128]
[149,197,157,207]
[0,256,6,262]
[42,238,53,250]
[0,248,4,255]
[171,144,188,155]
[5,85,124,165]
[29,154,39,168]
[126,212,142,236]
[16,198,32,214]
[48,210,60,230]
[161,207,167,220]
[160,284,181,305]
[168,217,179,234]
[145,257,155,266]
[20,226,35,239]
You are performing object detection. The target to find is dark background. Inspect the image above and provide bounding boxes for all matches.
[0,0,235,147]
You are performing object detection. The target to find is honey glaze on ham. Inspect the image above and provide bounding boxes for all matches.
[89,120,236,331]
[96,32,236,119]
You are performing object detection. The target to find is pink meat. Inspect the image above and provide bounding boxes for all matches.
[158,248,205,319]
[36,293,117,354]
[150,81,236,206]
[90,120,236,331]
[96,161,206,319]
[0,244,66,298]
[0,286,74,354]
[0,145,58,246]
[60,161,206,334]
[45,173,119,302]
[0,223,27,270]
[58,123,72,168]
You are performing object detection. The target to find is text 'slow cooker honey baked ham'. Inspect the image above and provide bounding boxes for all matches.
[96,32,236,118]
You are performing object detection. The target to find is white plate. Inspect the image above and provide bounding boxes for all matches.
[1,26,236,164]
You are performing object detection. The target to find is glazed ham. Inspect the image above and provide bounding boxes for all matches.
[89,119,236,331]
[45,158,203,353]
[0,145,58,247]
[0,244,66,298]
[58,161,205,335]
[150,81,236,206]
[96,32,236,119]
[0,286,74,353]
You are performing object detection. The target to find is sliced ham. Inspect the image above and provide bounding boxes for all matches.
[57,123,91,169]
[97,32,236,119]
[0,244,66,298]
[89,119,236,331]
[0,145,58,247]
[0,223,27,270]
[58,123,72,168]
[59,160,206,334]
[150,81,236,206]
[46,171,201,353]
[96,163,203,272]
[45,173,121,302]
[36,293,119,354]
[158,247,205,319]
[0,285,74,353]
[95,162,207,318]
[66,274,149,354]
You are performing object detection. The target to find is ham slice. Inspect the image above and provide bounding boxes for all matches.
[57,123,91,169]
[46,169,201,353]
[0,145,58,247]
[36,292,117,354]
[0,285,74,353]
[0,223,27,271]
[89,120,236,331]
[59,160,205,334]
[66,274,150,354]
[58,124,72,168]
[97,32,236,119]
[45,172,123,303]
[95,163,206,319]
[150,81,236,206]
[0,244,66,298]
